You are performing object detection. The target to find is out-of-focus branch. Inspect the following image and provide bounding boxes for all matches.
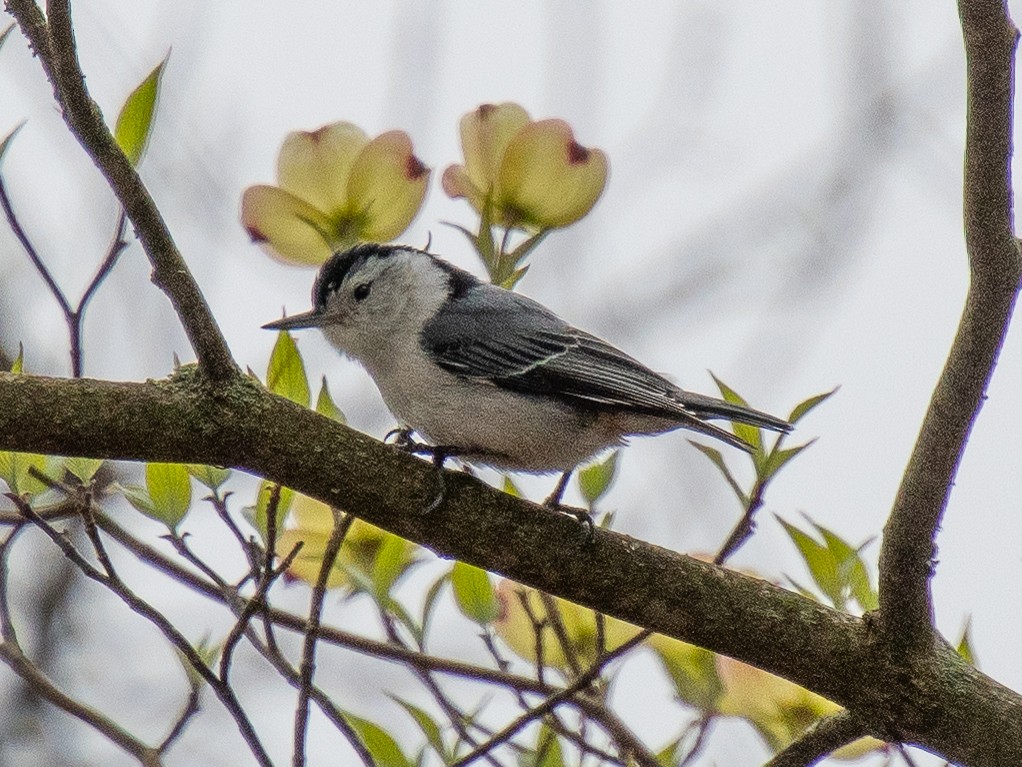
[762,711,870,767]
[0,642,164,767]
[4,0,237,381]
[878,0,1021,649]
[8,494,273,767]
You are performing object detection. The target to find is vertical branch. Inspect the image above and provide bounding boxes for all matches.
[878,0,1021,648]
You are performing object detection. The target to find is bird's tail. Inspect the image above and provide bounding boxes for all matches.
[678,393,792,452]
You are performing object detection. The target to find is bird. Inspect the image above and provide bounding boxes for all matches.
[263,242,791,509]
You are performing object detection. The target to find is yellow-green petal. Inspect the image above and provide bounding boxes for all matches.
[497,118,608,229]
[346,130,430,242]
[241,185,334,265]
[276,122,369,217]
[458,102,531,197]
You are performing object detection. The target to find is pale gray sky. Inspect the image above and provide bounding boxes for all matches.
[0,2,1017,765]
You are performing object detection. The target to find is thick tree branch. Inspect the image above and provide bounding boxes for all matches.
[4,0,237,381]
[0,372,1021,764]
[878,0,1021,648]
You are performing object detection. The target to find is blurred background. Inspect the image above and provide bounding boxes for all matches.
[0,1,1017,765]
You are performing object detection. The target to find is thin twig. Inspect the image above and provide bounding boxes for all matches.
[293,508,354,767]
[0,641,164,766]
[157,685,201,754]
[10,495,273,767]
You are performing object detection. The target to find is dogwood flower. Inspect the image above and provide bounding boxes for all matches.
[242,122,430,265]
[443,103,607,231]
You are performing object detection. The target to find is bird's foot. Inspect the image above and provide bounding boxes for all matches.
[543,471,593,543]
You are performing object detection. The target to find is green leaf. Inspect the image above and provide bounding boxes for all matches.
[0,452,51,496]
[777,516,844,609]
[0,122,26,166]
[957,619,978,667]
[787,387,838,425]
[65,457,104,484]
[419,572,449,646]
[391,696,449,762]
[688,441,748,506]
[450,561,500,625]
[266,331,310,407]
[8,343,24,374]
[372,532,416,598]
[651,639,723,711]
[315,377,346,422]
[117,483,156,518]
[186,464,231,491]
[499,264,530,290]
[811,522,878,612]
[145,462,192,529]
[760,441,813,480]
[500,474,522,498]
[176,634,222,689]
[578,451,619,507]
[535,724,565,767]
[113,56,168,166]
[710,373,761,451]
[342,711,413,767]
[254,480,293,538]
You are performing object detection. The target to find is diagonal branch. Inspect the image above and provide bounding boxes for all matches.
[877,0,1022,649]
[4,0,237,382]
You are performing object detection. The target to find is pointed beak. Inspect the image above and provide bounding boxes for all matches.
[261,309,325,331]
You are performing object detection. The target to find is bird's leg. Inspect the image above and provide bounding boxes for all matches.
[544,470,573,508]
[421,445,461,515]
[545,470,595,543]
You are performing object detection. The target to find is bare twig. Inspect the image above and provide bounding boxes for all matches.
[0,641,163,766]
[0,166,130,377]
[9,495,273,767]
[293,508,353,767]
[157,686,201,754]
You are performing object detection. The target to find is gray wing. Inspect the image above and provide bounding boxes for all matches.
[420,283,700,419]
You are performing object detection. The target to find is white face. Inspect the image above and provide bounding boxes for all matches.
[316,249,449,366]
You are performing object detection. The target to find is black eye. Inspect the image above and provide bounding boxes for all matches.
[353,283,372,302]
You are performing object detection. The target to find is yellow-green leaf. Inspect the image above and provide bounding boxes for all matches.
[451,561,500,625]
[114,57,168,166]
[65,457,104,484]
[957,619,978,667]
[578,451,618,507]
[254,480,293,538]
[186,464,231,491]
[342,711,412,767]
[788,387,838,425]
[315,377,345,422]
[145,462,192,529]
[0,451,51,496]
[266,331,310,407]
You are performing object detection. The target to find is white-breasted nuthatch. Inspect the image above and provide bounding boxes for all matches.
[263,243,791,507]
